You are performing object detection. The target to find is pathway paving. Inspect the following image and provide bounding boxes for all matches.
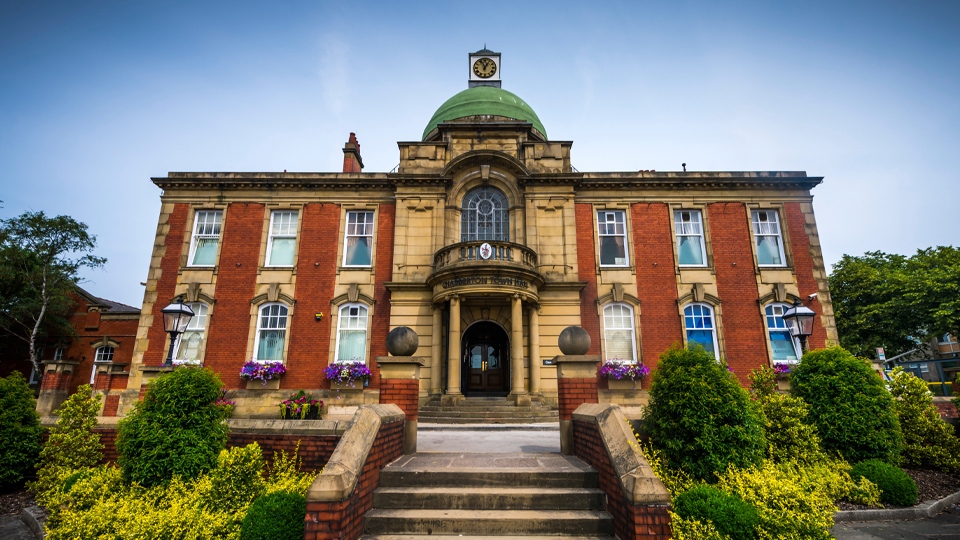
[0,515,34,540]
[832,504,960,539]
[417,424,561,453]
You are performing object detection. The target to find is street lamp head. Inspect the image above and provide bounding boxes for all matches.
[161,295,195,336]
[782,298,816,339]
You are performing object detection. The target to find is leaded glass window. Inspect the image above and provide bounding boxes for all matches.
[684,303,718,358]
[461,187,509,242]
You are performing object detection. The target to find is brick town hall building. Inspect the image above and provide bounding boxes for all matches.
[37,49,837,420]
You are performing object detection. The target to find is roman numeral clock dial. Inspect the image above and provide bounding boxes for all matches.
[473,57,497,78]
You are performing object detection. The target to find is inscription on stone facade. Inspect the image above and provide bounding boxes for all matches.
[441,276,529,289]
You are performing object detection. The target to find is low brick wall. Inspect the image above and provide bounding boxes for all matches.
[304,404,405,540]
[572,404,671,540]
[45,417,350,472]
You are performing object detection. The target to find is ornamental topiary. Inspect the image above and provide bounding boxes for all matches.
[30,384,103,503]
[116,366,228,486]
[240,491,307,540]
[749,366,826,464]
[0,372,42,490]
[790,347,904,464]
[672,485,759,539]
[850,459,918,506]
[645,346,766,481]
[888,367,960,472]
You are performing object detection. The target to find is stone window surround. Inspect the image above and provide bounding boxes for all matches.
[599,302,641,364]
[762,301,802,364]
[261,205,304,270]
[336,204,379,273]
[677,299,725,361]
[248,300,293,364]
[329,296,375,367]
[667,203,714,271]
[592,203,634,271]
[181,204,228,270]
[746,204,793,270]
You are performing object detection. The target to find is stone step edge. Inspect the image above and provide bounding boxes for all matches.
[418,423,559,431]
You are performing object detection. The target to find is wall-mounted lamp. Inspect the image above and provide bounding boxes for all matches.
[315,312,323,321]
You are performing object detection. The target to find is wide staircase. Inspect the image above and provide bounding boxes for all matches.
[418,396,559,424]
[361,453,614,539]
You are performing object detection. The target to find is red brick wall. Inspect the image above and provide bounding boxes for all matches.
[575,204,601,355]
[707,203,767,385]
[304,420,404,540]
[144,204,189,366]
[557,377,599,421]
[573,421,671,540]
[631,203,683,369]
[91,427,340,472]
[379,379,418,420]
[204,203,265,389]
[286,203,341,389]
[783,203,827,349]
[103,395,120,417]
[368,204,397,389]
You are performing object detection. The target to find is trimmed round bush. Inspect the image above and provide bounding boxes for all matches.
[749,366,826,464]
[240,491,306,540]
[0,372,42,489]
[646,347,766,481]
[850,459,918,506]
[791,347,904,464]
[116,366,228,486]
[673,485,759,539]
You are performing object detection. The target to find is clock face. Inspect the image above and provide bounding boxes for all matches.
[472,57,497,79]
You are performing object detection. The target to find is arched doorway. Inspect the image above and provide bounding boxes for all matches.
[461,321,509,396]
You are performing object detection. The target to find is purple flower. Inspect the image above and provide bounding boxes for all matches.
[599,360,650,382]
[324,361,372,385]
[239,360,287,386]
[774,362,792,375]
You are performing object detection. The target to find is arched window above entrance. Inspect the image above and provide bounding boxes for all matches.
[461,186,509,242]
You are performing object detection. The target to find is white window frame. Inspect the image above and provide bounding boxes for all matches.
[602,303,638,363]
[597,210,629,267]
[91,345,115,384]
[335,303,369,363]
[683,303,720,358]
[764,303,801,363]
[751,209,787,267]
[53,347,64,361]
[265,210,298,267]
[253,303,288,362]
[674,209,708,267]
[342,211,375,268]
[174,302,209,365]
[188,210,223,267]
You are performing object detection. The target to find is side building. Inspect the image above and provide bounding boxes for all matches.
[105,50,836,417]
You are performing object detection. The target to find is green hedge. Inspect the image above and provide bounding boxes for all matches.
[791,347,904,464]
[850,459,918,506]
[0,372,42,490]
[240,491,306,540]
[673,485,758,539]
[646,347,766,481]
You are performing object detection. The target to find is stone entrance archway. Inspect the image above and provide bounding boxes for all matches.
[461,321,510,396]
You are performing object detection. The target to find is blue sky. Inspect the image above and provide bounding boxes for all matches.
[2,1,958,306]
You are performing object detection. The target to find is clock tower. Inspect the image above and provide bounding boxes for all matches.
[468,47,501,88]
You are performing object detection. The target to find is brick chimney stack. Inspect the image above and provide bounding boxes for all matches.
[342,132,364,173]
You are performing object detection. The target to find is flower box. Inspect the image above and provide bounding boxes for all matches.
[247,378,281,390]
[607,378,640,391]
[331,380,366,392]
[279,390,323,419]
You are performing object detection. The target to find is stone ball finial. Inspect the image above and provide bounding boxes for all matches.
[386,326,419,356]
[558,326,591,356]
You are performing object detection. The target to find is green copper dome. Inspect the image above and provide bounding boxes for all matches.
[422,87,547,141]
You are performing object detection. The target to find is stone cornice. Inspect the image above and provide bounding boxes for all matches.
[578,172,822,191]
[153,173,393,191]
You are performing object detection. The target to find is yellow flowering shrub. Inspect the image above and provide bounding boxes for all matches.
[43,444,318,539]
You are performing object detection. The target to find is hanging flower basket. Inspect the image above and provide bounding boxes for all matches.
[599,360,650,390]
[279,390,323,420]
[773,362,792,380]
[239,361,287,387]
[324,361,372,390]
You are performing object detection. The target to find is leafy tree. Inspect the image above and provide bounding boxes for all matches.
[791,347,904,464]
[0,211,105,373]
[887,367,960,472]
[116,366,229,486]
[30,385,103,504]
[646,347,766,482]
[829,246,960,358]
[0,372,42,489]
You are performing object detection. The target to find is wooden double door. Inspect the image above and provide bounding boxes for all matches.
[463,321,509,395]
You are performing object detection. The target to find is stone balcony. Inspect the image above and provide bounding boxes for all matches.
[427,241,544,301]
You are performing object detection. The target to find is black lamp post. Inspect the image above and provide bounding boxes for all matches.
[782,298,816,353]
[161,295,195,366]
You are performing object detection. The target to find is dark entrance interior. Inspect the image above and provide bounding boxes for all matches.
[462,321,509,396]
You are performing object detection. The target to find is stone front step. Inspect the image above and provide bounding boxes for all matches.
[361,535,616,540]
[365,453,613,538]
[364,509,614,536]
[373,486,605,510]
[418,397,559,425]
